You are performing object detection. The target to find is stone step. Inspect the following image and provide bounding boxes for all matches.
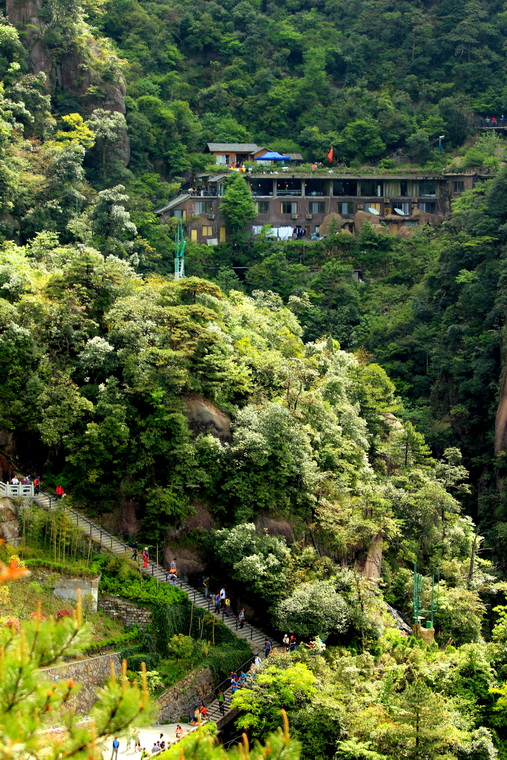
[34,492,278,660]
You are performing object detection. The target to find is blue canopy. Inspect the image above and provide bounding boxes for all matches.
[254,151,291,161]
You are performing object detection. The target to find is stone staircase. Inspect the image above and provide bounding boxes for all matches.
[32,492,280,727]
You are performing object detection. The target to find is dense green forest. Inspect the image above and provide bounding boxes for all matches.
[98,0,507,169]
[4,0,507,757]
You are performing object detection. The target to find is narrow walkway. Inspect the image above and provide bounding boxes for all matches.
[33,493,280,726]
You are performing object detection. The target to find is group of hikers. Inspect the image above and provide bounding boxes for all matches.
[129,549,303,653]
[9,474,44,493]
[209,586,245,627]
[481,115,505,126]
[109,547,307,755]
[8,474,66,500]
[129,543,178,584]
[117,728,170,757]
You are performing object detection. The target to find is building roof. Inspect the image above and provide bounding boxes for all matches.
[154,194,190,214]
[207,143,263,153]
[287,153,304,161]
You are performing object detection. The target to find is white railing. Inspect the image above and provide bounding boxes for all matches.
[0,482,34,497]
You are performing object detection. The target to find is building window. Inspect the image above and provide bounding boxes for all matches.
[170,209,186,220]
[333,179,357,196]
[309,201,325,214]
[360,180,384,196]
[305,179,327,197]
[281,202,298,214]
[400,180,409,197]
[419,181,436,197]
[338,201,353,215]
[453,181,465,193]
[391,201,410,216]
[219,226,226,242]
[418,201,436,213]
[194,201,212,214]
[365,202,381,214]
[202,225,213,236]
[249,178,274,196]
[257,201,269,214]
[190,229,198,242]
[276,179,302,196]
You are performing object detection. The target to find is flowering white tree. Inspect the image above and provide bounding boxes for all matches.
[275,581,349,639]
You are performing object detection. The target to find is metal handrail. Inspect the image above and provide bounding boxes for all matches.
[34,491,273,656]
[36,492,129,557]
[223,732,247,750]
[186,653,257,718]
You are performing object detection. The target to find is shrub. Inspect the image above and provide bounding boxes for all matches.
[275,581,349,639]
[434,586,485,645]
[84,629,140,654]
[24,559,101,578]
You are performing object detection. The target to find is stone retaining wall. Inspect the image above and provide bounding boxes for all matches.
[98,594,152,629]
[42,653,122,713]
[158,667,215,723]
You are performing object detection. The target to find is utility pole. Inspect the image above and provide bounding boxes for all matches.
[174,220,186,280]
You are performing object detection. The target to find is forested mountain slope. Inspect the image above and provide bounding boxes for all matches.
[3,0,507,179]
[4,4,507,756]
[1,0,507,550]
[91,0,507,171]
[0,238,484,624]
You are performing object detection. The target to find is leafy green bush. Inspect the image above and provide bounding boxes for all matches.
[275,581,349,639]
[99,572,186,606]
[83,629,141,654]
[434,586,485,646]
[205,641,252,681]
[24,558,102,578]
[166,634,195,661]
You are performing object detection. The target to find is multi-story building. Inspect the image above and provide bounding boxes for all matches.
[154,169,484,244]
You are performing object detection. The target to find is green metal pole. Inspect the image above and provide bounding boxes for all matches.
[413,562,418,623]
[431,573,434,627]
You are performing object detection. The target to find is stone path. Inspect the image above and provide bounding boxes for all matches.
[33,492,280,726]
[102,723,198,758]
[34,492,278,652]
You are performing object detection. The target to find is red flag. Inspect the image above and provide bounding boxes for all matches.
[327,146,334,163]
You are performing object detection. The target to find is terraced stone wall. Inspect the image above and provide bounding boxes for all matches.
[42,653,122,713]
[158,667,215,722]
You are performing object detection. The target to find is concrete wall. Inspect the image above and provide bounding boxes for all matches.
[98,594,152,629]
[41,653,122,713]
[157,667,215,723]
[53,577,101,612]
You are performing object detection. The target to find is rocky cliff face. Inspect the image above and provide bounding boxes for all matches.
[5,0,52,81]
[6,0,127,115]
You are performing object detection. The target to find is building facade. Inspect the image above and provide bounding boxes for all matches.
[206,143,270,165]
[155,170,482,244]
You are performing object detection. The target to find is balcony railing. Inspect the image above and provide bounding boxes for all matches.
[0,482,34,497]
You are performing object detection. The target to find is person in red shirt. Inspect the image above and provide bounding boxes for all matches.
[55,485,65,499]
